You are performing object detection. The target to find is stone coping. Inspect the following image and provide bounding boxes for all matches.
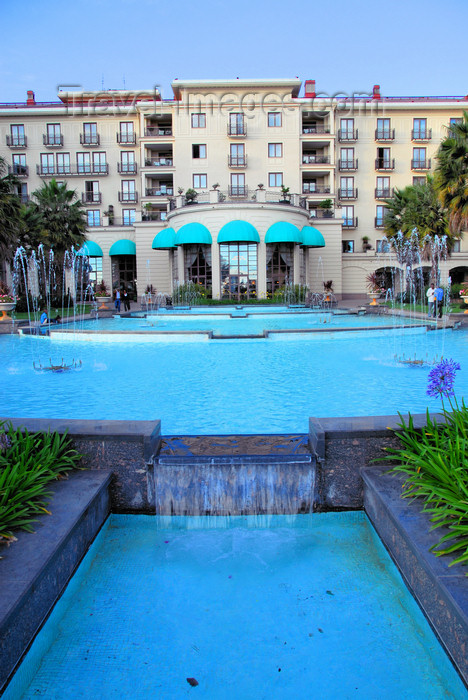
[0,470,112,693]
[362,466,468,687]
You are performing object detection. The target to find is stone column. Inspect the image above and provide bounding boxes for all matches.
[211,243,221,299]
[257,242,267,299]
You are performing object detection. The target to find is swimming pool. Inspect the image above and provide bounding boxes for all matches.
[3,513,465,699]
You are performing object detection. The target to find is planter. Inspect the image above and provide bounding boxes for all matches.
[95,296,111,310]
[461,296,468,314]
[367,292,379,306]
[0,302,16,321]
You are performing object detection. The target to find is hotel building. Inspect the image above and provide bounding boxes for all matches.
[1,78,467,299]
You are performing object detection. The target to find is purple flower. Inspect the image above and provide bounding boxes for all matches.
[426,359,461,399]
[0,432,11,452]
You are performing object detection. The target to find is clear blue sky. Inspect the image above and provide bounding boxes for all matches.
[1,0,467,102]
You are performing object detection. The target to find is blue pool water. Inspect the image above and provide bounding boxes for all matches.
[4,513,465,699]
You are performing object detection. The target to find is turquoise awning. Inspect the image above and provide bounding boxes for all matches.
[76,241,103,257]
[217,220,260,244]
[265,222,302,244]
[301,226,325,248]
[174,223,212,246]
[152,228,177,250]
[109,239,136,256]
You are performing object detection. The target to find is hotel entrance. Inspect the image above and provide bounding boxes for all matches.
[220,243,257,300]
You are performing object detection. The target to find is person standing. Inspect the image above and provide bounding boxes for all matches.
[123,289,130,312]
[115,288,121,312]
[434,285,444,319]
[426,283,435,318]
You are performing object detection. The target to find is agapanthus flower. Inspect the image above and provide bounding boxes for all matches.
[426,359,461,399]
[0,432,11,452]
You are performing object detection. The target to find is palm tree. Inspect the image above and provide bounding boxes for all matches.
[435,111,468,234]
[0,156,24,261]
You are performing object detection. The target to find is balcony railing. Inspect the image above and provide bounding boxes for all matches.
[228,155,247,167]
[118,162,138,173]
[342,217,358,228]
[228,185,248,196]
[338,188,358,199]
[36,164,109,176]
[411,159,431,170]
[411,129,432,141]
[117,132,136,144]
[338,129,358,141]
[302,125,330,134]
[144,157,173,167]
[9,164,29,176]
[310,210,335,219]
[375,188,393,199]
[82,192,102,204]
[375,218,385,228]
[142,212,167,222]
[144,127,173,137]
[6,135,27,147]
[80,133,100,146]
[43,134,63,147]
[227,124,247,137]
[303,185,331,194]
[375,159,395,171]
[118,191,138,203]
[339,159,358,171]
[375,129,395,141]
[302,155,330,164]
[145,187,174,197]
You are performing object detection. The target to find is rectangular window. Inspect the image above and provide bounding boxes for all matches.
[452,240,461,253]
[413,176,426,185]
[10,124,25,147]
[119,122,135,143]
[122,209,136,226]
[83,122,98,144]
[340,148,354,168]
[84,181,100,203]
[12,153,27,175]
[77,152,91,174]
[376,205,386,227]
[40,153,54,175]
[87,210,101,227]
[193,173,207,188]
[340,176,354,197]
[303,179,316,193]
[56,152,70,174]
[376,147,391,168]
[268,143,282,158]
[121,180,136,201]
[230,173,246,196]
[342,205,354,226]
[376,240,390,253]
[376,118,391,139]
[16,182,28,203]
[413,118,427,139]
[342,240,354,253]
[376,176,390,198]
[340,119,354,139]
[47,123,62,145]
[268,112,282,127]
[93,152,107,174]
[191,113,206,128]
[230,143,245,166]
[120,151,135,173]
[192,144,207,158]
[228,113,245,136]
[268,172,283,187]
[412,147,426,168]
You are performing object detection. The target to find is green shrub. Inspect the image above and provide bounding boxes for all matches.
[0,422,83,543]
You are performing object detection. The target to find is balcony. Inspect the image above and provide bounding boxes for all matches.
[145,187,174,197]
[375,188,393,199]
[227,123,247,137]
[117,132,136,144]
[338,188,358,200]
[339,159,358,171]
[6,135,27,147]
[9,164,29,177]
[302,155,330,165]
[411,129,432,141]
[43,134,63,147]
[144,157,173,167]
[142,211,167,222]
[118,191,138,203]
[118,162,138,174]
[375,129,395,141]
[80,133,100,146]
[342,217,358,228]
[144,127,173,137]
[228,155,247,167]
[375,218,385,228]
[36,165,109,176]
[303,184,331,194]
[302,125,330,134]
[375,159,395,171]
[338,129,358,142]
[82,192,102,204]
[228,185,248,197]
[411,159,431,171]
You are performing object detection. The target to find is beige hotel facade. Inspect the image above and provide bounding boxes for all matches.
[1,78,468,300]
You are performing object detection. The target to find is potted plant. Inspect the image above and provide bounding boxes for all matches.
[319,199,333,218]
[280,185,291,203]
[212,183,220,190]
[366,272,383,306]
[257,183,265,190]
[95,280,111,309]
[0,282,16,321]
[143,203,153,221]
[177,187,184,195]
[459,286,468,313]
[185,188,198,205]
[362,235,372,252]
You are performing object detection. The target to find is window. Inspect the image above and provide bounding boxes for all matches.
[87,210,101,227]
[10,124,25,147]
[12,154,27,175]
[376,176,390,198]
[87,256,103,289]
[413,176,426,186]
[228,113,245,135]
[268,112,282,127]
[339,119,354,139]
[342,205,354,227]
[303,179,316,193]
[413,118,427,139]
[230,173,246,196]
[340,177,354,197]
[77,152,91,174]
[192,144,206,158]
[229,143,245,166]
[193,174,207,189]
[268,143,282,158]
[452,240,461,253]
[266,243,294,296]
[340,148,355,169]
[16,182,28,203]
[220,243,258,300]
[122,209,136,226]
[83,123,98,145]
[93,152,107,174]
[121,180,136,202]
[46,123,62,146]
[191,113,206,128]
[342,240,354,253]
[40,153,54,175]
[120,152,135,173]
[376,240,390,253]
[119,122,135,143]
[56,153,70,174]
[376,118,391,139]
[412,147,427,168]
[376,147,391,169]
[84,181,100,203]
[449,118,462,136]
[268,172,283,187]
[376,205,386,227]
[184,245,212,288]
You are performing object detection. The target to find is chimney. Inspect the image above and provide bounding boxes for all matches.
[304,80,316,98]
[27,90,36,105]
[372,85,381,99]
